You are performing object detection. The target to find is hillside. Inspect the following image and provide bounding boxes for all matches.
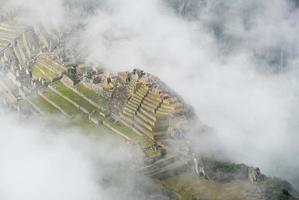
[0,19,298,200]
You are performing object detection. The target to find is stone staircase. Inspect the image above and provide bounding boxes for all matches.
[120,84,150,136]
[127,75,138,95]
[121,83,173,139]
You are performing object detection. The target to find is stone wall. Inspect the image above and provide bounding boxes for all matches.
[82,81,112,99]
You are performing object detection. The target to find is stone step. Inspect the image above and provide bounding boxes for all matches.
[142,99,158,110]
[126,101,139,111]
[158,106,175,112]
[136,111,155,126]
[135,90,147,99]
[128,81,137,93]
[123,109,135,118]
[138,88,148,95]
[121,112,134,124]
[124,106,136,115]
[127,99,140,109]
[131,94,143,102]
[145,94,162,103]
[134,114,153,131]
[126,103,138,111]
[160,103,174,110]
[148,90,160,95]
[140,103,156,113]
[128,96,142,106]
[133,122,153,139]
[156,107,170,114]
[120,113,133,125]
[147,91,161,98]
[143,97,161,106]
[139,107,156,121]
[123,107,135,115]
[156,109,169,116]
[137,87,148,95]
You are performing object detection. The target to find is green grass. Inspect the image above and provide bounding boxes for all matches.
[38,57,66,74]
[32,66,51,82]
[32,61,59,81]
[74,83,108,108]
[104,119,155,147]
[43,90,80,115]
[52,81,97,113]
[104,119,139,140]
[29,95,59,113]
[28,93,121,141]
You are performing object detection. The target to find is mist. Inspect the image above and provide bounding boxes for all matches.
[75,0,299,187]
[0,109,166,200]
[1,0,299,194]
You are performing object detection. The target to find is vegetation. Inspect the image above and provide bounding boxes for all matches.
[67,115,118,139]
[34,62,58,80]
[38,57,66,74]
[65,64,78,82]
[52,81,97,112]
[104,119,138,140]
[27,91,121,141]
[259,177,297,200]
[31,66,51,82]
[42,90,80,115]
[202,159,248,181]
[29,95,59,113]
[74,83,108,108]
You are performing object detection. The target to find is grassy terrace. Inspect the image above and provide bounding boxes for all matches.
[32,62,59,81]
[52,81,97,113]
[105,119,155,148]
[67,115,118,139]
[74,83,108,108]
[29,95,59,113]
[29,85,144,144]
[27,92,120,140]
[29,98,118,140]
[38,57,66,73]
[42,90,80,115]
[32,66,51,82]
[106,120,141,141]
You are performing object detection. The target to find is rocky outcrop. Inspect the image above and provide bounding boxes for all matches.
[249,167,265,184]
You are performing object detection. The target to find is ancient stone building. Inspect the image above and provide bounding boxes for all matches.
[112,69,190,140]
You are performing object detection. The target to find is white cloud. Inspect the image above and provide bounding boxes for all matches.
[75,0,299,186]
[0,110,161,200]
